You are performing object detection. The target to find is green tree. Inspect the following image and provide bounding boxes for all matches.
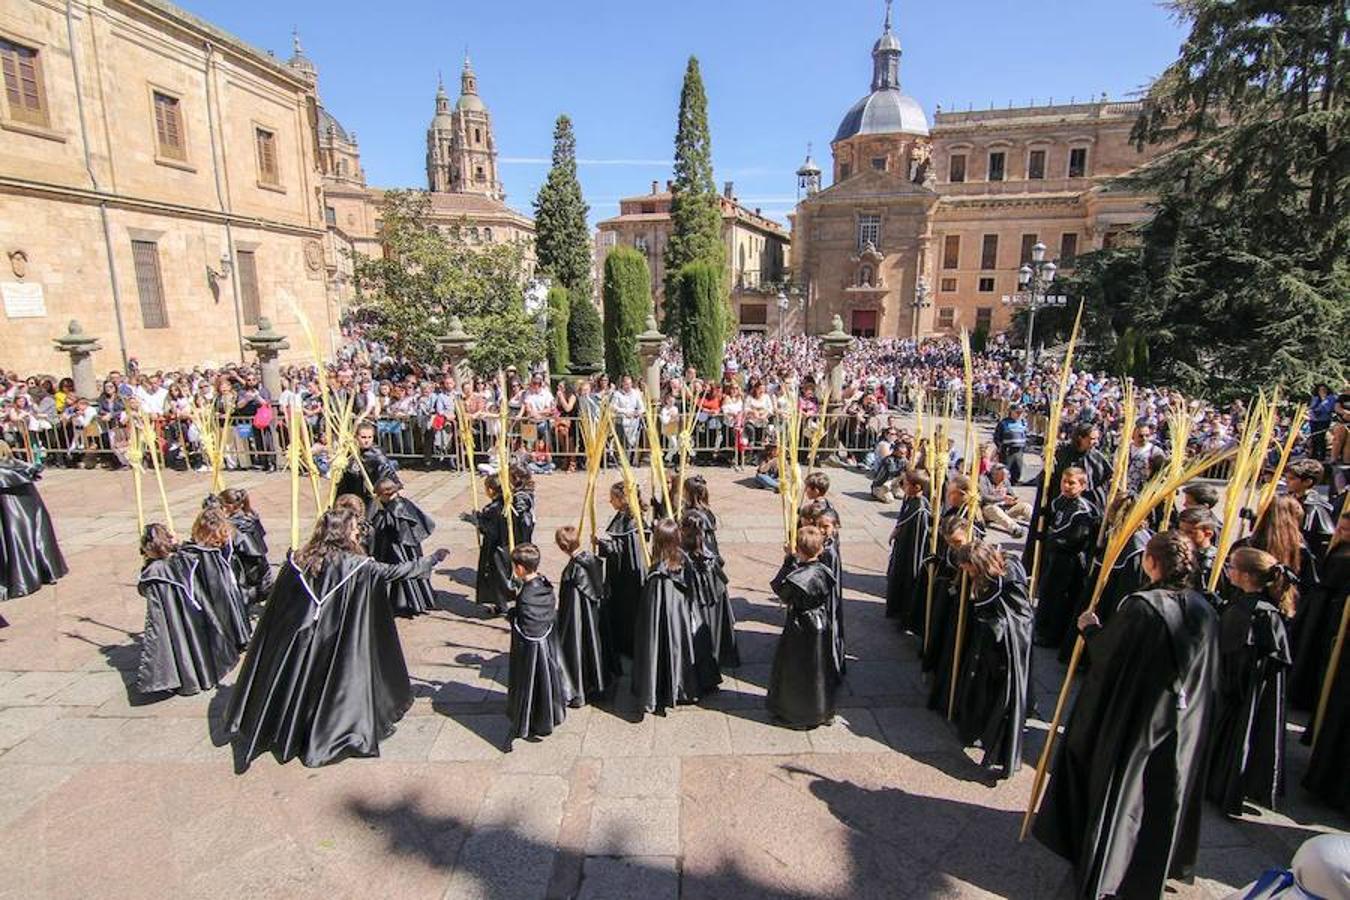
[662,56,724,335]
[676,261,725,379]
[546,285,571,375]
[466,305,545,376]
[351,190,540,367]
[532,115,592,294]
[602,247,652,380]
[1063,1,1348,397]
[567,289,604,373]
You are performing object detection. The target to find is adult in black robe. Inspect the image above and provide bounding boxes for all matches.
[1303,630,1350,814]
[226,550,440,769]
[1207,591,1292,815]
[1288,539,1348,711]
[885,494,930,625]
[1034,586,1219,900]
[0,459,68,601]
[177,541,252,651]
[135,552,239,695]
[370,495,437,617]
[334,445,400,506]
[767,555,839,728]
[596,510,646,658]
[632,559,718,713]
[557,550,619,705]
[507,574,572,739]
[227,511,273,606]
[952,556,1033,778]
[1033,493,1097,648]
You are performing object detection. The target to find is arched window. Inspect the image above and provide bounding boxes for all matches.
[483,227,493,242]
[474,128,481,143]
[470,227,479,242]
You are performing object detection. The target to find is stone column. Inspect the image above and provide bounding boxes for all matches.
[820,315,851,400]
[242,318,290,399]
[436,315,477,384]
[51,320,102,399]
[636,314,665,400]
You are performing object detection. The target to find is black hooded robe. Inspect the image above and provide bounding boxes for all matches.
[370,496,437,617]
[952,558,1033,778]
[226,552,433,769]
[177,542,252,652]
[1206,592,1292,815]
[1287,542,1348,712]
[1061,527,1151,664]
[0,461,68,601]
[135,553,239,696]
[557,551,620,705]
[507,575,572,739]
[767,557,840,728]
[821,538,847,676]
[597,510,646,658]
[1034,587,1219,900]
[885,495,931,627]
[227,512,273,606]
[1303,622,1350,814]
[632,561,719,713]
[921,541,962,681]
[474,499,513,613]
[334,446,399,505]
[684,506,739,669]
[1034,494,1097,648]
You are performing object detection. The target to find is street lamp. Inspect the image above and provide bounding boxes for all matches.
[1003,241,1064,363]
[910,274,932,340]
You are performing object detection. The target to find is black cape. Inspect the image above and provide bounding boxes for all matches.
[1287,542,1348,711]
[598,510,646,658]
[557,551,620,705]
[686,546,739,669]
[1034,586,1219,900]
[632,560,720,713]
[921,540,962,688]
[1206,592,1291,815]
[334,446,399,504]
[177,542,252,651]
[767,557,840,728]
[475,498,526,613]
[227,512,273,606]
[1023,445,1113,561]
[885,495,931,626]
[952,558,1033,778]
[507,575,571,739]
[1303,612,1350,814]
[370,496,437,617]
[0,461,68,601]
[822,538,847,675]
[1033,494,1097,648]
[226,552,431,768]
[1061,527,1152,664]
[135,553,239,695]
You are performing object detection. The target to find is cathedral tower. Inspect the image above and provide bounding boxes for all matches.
[426,56,504,199]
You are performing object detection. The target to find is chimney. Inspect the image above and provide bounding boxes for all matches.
[665,179,673,191]
[650,180,659,195]
[723,181,734,199]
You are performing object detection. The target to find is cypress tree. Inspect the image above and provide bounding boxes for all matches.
[567,289,604,373]
[545,285,570,375]
[663,56,724,336]
[676,261,725,379]
[602,247,651,380]
[533,115,592,294]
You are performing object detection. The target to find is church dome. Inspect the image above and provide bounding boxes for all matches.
[835,89,929,140]
[456,93,486,112]
[317,105,349,143]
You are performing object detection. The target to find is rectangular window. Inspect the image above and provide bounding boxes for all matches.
[1102,230,1120,250]
[324,205,336,226]
[988,151,1005,182]
[0,38,48,127]
[1060,232,1078,265]
[1069,147,1088,178]
[131,240,169,329]
[937,307,955,329]
[942,234,960,270]
[856,214,880,251]
[978,277,995,293]
[976,307,993,331]
[839,163,851,180]
[739,303,767,326]
[949,154,966,183]
[939,277,957,293]
[152,91,185,161]
[634,235,648,253]
[255,127,279,185]
[980,234,999,270]
[1027,149,1046,180]
[871,157,886,171]
[236,250,261,326]
[1020,233,1038,264]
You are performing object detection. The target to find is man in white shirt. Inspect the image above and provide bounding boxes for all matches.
[134,375,169,416]
[521,373,558,450]
[610,375,645,463]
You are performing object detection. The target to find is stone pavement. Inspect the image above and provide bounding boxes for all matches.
[0,454,1345,899]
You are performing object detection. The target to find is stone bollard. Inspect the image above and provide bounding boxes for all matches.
[820,314,851,400]
[436,315,477,385]
[636,314,665,401]
[243,318,290,399]
[51,320,102,400]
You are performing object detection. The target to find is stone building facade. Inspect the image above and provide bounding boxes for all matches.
[0,0,337,374]
[792,6,1166,339]
[595,180,791,333]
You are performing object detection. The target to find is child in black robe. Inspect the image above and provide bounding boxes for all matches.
[506,543,572,741]
[475,474,522,616]
[951,541,1033,779]
[508,463,538,546]
[1207,547,1295,815]
[217,487,273,606]
[177,508,252,652]
[1033,467,1097,648]
[767,525,839,729]
[370,478,437,617]
[1287,459,1335,561]
[596,481,647,658]
[632,519,719,714]
[801,471,839,527]
[921,514,973,686]
[556,525,619,705]
[1302,508,1350,814]
[681,475,738,667]
[334,421,401,506]
[886,470,931,628]
[135,523,238,696]
[1178,506,1220,593]
[811,504,846,676]
[0,454,68,601]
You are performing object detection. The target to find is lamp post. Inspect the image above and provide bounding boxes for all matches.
[910,274,932,340]
[1002,241,1065,364]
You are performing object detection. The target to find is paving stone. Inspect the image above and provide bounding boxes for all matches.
[428,714,511,761]
[373,716,444,762]
[500,732,581,775]
[650,709,732,756]
[0,763,78,829]
[577,856,679,900]
[580,709,653,758]
[806,708,890,754]
[586,798,680,856]
[725,709,813,756]
[595,756,680,799]
[2,716,127,764]
[444,774,569,900]
[46,671,129,707]
[0,705,72,753]
[0,670,84,706]
[102,717,208,761]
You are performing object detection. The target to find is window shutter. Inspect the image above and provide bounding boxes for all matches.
[131,241,169,329]
[237,250,261,325]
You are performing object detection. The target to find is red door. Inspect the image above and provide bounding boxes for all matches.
[851,309,877,338]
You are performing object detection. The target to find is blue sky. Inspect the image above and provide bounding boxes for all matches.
[185,0,1188,227]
